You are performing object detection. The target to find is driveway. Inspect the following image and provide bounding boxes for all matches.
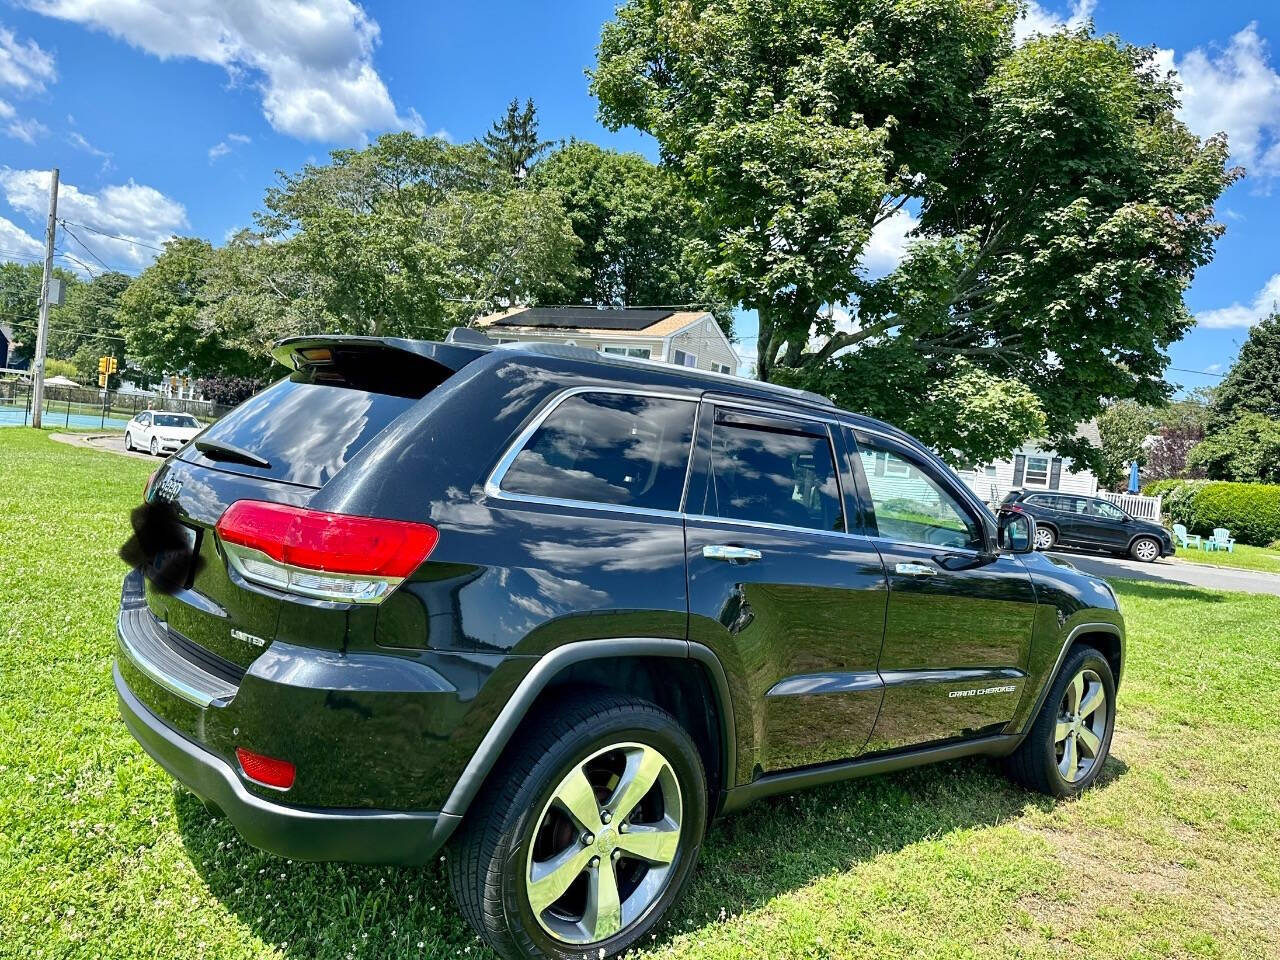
[1048,549,1280,597]
[51,432,156,461]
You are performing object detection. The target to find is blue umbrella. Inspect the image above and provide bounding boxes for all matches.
[1128,460,1140,494]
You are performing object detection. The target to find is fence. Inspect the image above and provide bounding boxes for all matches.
[0,378,236,430]
[1099,491,1163,521]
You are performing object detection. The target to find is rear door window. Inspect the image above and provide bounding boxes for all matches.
[699,408,844,532]
[498,392,697,511]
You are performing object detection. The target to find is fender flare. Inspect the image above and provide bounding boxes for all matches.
[1125,531,1163,552]
[438,638,737,824]
[1016,621,1124,739]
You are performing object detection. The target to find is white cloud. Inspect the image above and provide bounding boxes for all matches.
[208,132,251,162]
[5,115,48,143]
[0,213,44,259]
[0,23,56,92]
[23,0,422,143]
[1205,363,1223,373]
[0,98,13,119]
[0,168,188,267]
[68,129,109,158]
[862,207,920,275]
[1156,24,1280,179]
[1014,0,1096,45]
[1196,273,1280,328]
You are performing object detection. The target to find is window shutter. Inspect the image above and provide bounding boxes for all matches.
[1049,457,1063,490]
[1012,454,1026,486]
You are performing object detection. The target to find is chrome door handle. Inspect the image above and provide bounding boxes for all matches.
[895,562,937,577]
[703,545,763,563]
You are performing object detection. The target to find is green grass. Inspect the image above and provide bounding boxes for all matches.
[1175,542,1280,575]
[2,429,1278,959]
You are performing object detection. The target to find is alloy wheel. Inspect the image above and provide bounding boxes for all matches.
[525,741,683,946]
[1133,538,1159,562]
[1034,528,1054,550]
[1055,668,1108,783]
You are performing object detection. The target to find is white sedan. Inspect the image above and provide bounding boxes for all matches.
[124,411,203,457]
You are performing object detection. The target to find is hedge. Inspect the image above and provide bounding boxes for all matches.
[1140,477,1184,499]
[1162,480,1280,546]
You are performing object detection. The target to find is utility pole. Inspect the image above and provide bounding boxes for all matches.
[30,167,59,429]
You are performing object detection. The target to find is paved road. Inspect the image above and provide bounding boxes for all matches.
[1048,549,1280,597]
[51,432,157,461]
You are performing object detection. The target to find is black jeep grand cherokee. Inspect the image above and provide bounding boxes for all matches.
[117,334,1124,960]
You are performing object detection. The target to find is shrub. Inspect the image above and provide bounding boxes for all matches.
[1165,480,1280,546]
[1140,477,1184,499]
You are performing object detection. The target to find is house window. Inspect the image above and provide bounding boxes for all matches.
[672,349,697,367]
[1024,456,1050,486]
[984,463,998,477]
[711,362,732,375]
[602,345,652,359]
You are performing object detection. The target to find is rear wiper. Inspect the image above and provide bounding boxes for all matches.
[194,439,271,469]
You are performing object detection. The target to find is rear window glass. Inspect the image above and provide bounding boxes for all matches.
[499,392,696,511]
[182,348,454,487]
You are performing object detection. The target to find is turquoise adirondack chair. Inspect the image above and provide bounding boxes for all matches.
[1209,528,1235,553]
[1172,523,1201,550]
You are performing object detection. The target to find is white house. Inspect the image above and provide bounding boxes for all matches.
[955,421,1102,506]
[475,306,740,375]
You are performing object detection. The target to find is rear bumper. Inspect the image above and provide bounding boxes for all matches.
[114,662,460,864]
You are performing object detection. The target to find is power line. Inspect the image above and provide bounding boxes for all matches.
[59,219,167,253]
[4,318,126,342]
[59,224,117,275]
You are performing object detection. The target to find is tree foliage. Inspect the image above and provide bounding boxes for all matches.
[1187,413,1280,485]
[529,141,727,326]
[1209,311,1280,430]
[593,2,1238,466]
[1097,400,1157,490]
[483,98,555,179]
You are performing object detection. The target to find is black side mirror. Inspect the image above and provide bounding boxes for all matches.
[998,511,1036,554]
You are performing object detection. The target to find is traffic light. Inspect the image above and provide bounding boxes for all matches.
[98,356,108,374]
[97,356,118,375]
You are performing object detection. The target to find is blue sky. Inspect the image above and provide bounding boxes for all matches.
[1,1,1278,395]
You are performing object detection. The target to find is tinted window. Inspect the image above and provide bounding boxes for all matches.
[856,441,982,549]
[1088,499,1126,520]
[154,414,199,428]
[1028,494,1065,511]
[501,393,696,511]
[181,348,458,487]
[702,411,843,532]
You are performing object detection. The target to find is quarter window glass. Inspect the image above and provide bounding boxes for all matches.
[704,415,843,532]
[857,444,982,549]
[501,393,696,510]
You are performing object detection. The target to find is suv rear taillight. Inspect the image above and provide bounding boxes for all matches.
[215,500,438,604]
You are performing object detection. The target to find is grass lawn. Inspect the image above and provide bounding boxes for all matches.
[1175,542,1280,575]
[2,429,1278,960]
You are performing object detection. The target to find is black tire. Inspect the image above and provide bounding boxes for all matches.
[447,690,708,960]
[1129,536,1161,563]
[1005,645,1116,798]
[1033,525,1056,551]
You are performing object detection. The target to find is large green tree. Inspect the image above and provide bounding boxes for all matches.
[483,98,555,179]
[1096,399,1157,490]
[1209,312,1280,430]
[529,141,728,327]
[117,238,264,380]
[1187,413,1280,485]
[593,2,1237,466]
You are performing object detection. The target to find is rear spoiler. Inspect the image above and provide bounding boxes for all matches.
[271,334,490,373]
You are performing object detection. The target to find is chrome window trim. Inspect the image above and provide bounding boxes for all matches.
[682,511,864,542]
[483,386,700,518]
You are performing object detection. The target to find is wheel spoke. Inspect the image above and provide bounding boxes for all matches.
[617,822,680,865]
[1054,718,1071,743]
[1078,683,1105,721]
[1066,672,1084,715]
[554,765,604,836]
[528,844,593,915]
[607,746,665,823]
[583,857,622,941]
[1058,732,1079,781]
[1077,725,1102,758]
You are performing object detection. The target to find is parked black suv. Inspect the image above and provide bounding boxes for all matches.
[1000,489,1174,562]
[116,335,1124,960]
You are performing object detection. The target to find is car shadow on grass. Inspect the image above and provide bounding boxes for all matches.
[175,751,1129,958]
